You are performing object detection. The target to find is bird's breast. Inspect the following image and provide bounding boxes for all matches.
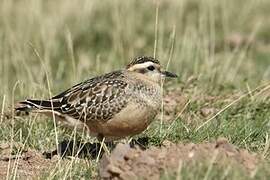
[127,81,162,109]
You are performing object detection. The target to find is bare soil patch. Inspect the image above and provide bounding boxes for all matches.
[99,138,259,180]
[0,142,53,179]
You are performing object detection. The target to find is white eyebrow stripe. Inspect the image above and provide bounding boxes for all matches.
[128,62,156,71]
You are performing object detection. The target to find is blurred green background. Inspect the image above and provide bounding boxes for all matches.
[1,0,270,103]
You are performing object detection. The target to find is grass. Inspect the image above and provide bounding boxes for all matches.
[161,161,270,180]
[0,0,270,179]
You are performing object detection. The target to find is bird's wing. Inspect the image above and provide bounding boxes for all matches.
[51,71,129,122]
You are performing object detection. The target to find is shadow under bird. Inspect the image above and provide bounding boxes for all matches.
[15,56,177,141]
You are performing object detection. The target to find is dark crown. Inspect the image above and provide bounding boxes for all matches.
[126,56,160,68]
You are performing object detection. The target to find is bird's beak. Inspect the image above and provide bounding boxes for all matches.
[161,71,178,78]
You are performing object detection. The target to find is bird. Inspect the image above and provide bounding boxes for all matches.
[15,56,177,141]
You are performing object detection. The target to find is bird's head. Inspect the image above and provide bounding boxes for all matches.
[126,56,177,83]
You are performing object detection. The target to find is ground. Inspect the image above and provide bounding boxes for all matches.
[99,138,259,179]
[0,0,270,179]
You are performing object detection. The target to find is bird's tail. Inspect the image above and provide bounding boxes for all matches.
[15,99,62,114]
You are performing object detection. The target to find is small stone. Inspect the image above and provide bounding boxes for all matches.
[200,107,216,117]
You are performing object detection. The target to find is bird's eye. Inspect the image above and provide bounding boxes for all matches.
[147,65,155,71]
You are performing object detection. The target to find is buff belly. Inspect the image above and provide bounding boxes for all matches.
[87,103,157,139]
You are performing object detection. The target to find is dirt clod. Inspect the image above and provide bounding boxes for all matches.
[99,138,259,180]
[200,107,217,117]
[0,143,53,179]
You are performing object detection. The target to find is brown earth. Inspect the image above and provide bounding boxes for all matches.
[0,138,260,179]
[0,142,53,179]
[99,138,259,180]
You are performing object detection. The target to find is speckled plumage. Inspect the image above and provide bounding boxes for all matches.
[51,70,129,122]
[16,56,177,140]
